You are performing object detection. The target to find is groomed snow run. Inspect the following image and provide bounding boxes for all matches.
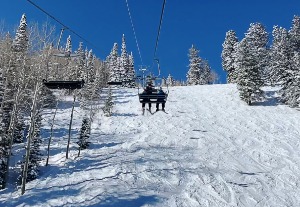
[1,84,300,207]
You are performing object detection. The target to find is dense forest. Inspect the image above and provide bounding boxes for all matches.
[0,13,138,193]
[222,15,300,106]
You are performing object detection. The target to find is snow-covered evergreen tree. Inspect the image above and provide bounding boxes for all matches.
[280,15,300,106]
[77,118,90,151]
[87,49,95,82]
[106,36,136,87]
[269,26,291,85]
[0,61,6,189]
[281,51,300,107]
[289,15,300,53]
[235,23,268,104]
[13,113,24,143]
[65,36,77,81]
[120,34,129,83]
[12,14,28,53]
[76,42,86,80]
[127,52,136,87]
[186,45,201,85]
[102,88,114,117]
[0,33,13,189]
[2,13,30,189]
[245,23,269,85]
[236,38,263,105]
[221,30,239,83]
[186,44,212,85]
[41,85,57,109]
[107,43,120,83]
[65,35,72,53]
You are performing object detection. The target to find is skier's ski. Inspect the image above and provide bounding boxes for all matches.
[142,108,168,115]
[146,108,155,115]
[142,108,153,115]
[150,109,168,115]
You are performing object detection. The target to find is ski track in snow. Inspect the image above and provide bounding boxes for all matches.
[1,84,300,206]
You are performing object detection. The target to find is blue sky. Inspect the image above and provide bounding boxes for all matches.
[1,0,300,83]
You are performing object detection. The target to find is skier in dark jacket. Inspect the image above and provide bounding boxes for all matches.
[156,87,166,111]
[142,82,154,111]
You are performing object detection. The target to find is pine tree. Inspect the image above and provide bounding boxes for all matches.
[236,38,258,105]
[0,62,7,189]
[269,26,291,85]
[65,35,72,53]
[102,88,114,117]
[13,113,24,143]
[12,14,28,53]
[186,45,201,85]
[280,16,300,106]
[2,13,30,189]
[76,42,86,80]
[236,23,268,104]
[236,38,262,105]
[245,23,269,85]
[65,35,77,81]
[77,117,90,151]
[186,44,212,85]
[0,33,13,189]
[41,85,57,109]
[221,30,239,83]
[107,43,120,83]
[120,34,129,85]
[289,15,300,52]
[127,52,136,87]
[281,51,300,107]
[87,49,95,82]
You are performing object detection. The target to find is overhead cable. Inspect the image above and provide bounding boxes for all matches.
[26,0,101,52]
[153,0,166,60]
[125,0,143,65]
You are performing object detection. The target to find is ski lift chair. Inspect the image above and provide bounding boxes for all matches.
[138,92,168,104]
[43,49,85,90]
[107,81,123,86]
[43,79,85,90]
[138,81,168,104]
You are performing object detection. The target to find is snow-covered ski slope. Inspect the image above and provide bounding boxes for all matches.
[1,84,300,207]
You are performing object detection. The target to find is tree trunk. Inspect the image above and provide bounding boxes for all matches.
[4,87,20,188]
[46,102,58,166]
[21,82,40,195]
[66,93,76,159]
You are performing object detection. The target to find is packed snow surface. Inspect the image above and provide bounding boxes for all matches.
[1,84,300,207]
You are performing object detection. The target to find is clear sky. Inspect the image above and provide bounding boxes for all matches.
[1,0,300,83]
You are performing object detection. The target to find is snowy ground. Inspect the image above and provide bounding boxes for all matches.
[1,84,300,207]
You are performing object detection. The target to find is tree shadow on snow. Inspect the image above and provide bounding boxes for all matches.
[114,100,130,104]
[56,100,80,110]
[252,90,280,107]
[91,195,159,207]
[40,128,78,139]
[112,113,138,117]
[90,142,123,150]
[3,188,82,207]
[113,94,137,98]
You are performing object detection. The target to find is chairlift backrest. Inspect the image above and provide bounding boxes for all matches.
[43,79,84,90]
